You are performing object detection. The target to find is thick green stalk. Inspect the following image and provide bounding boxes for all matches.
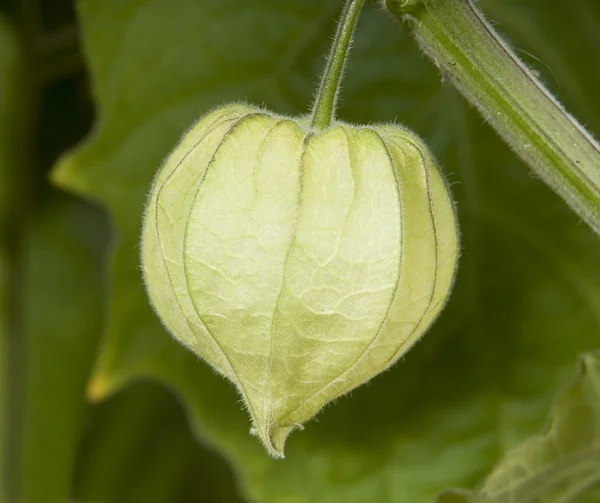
[311,0,367,130]
[386,0,600,236]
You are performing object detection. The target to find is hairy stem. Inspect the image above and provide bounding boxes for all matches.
[310,0,367,130]
[386,0,600,236]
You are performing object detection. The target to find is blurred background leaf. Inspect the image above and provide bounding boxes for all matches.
[18,198,107,503]
[50,0,600,502]
[437,351,600,502]
[72,380,243,503]
[0,11,21,503]
[0,14,17,318]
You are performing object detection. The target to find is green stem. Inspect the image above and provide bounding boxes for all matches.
[310,0,367,130]
[386,0,600,236]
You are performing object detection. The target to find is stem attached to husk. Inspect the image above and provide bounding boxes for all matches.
[386,0,600,236]
[310,0,367,130]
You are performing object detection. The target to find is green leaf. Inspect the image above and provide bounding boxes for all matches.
[0,11,18,222]
[0,13,19,224]
[18,198,107,503]
[437,352,600,502]
[0,13,21,503]
[52,0,600,501]
[73,381,243,503]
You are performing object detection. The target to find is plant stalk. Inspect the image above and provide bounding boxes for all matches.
[386,0,600,236]
[311,0,367,130]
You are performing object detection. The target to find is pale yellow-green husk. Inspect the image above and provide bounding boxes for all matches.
[141,103,458,457]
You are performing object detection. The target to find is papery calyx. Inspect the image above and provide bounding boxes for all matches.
[141,102,459,457]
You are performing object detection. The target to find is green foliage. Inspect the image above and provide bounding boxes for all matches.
[2,0,599,501]
[0,14,20,503]
[0,14,18,225]
[19,199,106,503]
[72,381,243,503]
[438,352,600,502]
